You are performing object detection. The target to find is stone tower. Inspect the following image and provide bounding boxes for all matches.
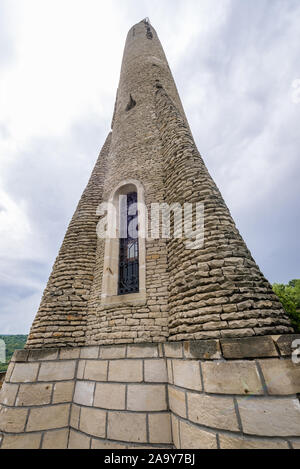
[0,20,299,450]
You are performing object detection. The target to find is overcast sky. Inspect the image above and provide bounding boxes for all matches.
[0,0,299,334]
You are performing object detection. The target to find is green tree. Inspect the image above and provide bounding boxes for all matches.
[272,282,300,333]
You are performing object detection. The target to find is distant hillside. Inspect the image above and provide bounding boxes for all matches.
[0,335,27,372]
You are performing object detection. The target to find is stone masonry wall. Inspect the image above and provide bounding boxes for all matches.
[0,335,299,449]
[155,85,293,341]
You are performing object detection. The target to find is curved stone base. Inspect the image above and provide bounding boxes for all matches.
[0,335,299,449]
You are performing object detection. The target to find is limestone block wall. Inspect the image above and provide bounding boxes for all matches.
[0,335,299,449]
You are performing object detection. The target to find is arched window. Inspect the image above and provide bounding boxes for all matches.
[118,191,139,294]
[100,179,146,306]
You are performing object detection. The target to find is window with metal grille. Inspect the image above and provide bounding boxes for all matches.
[118,192,139,295]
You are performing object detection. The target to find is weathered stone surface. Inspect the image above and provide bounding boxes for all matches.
[184,340,221,360]
[172,360,202,391]
[83,360,108,381]
[79,407,106,438]
[73,381,95,406]
[91,439,127,449]
[53,381,75,403]
[0,407,28,432]
[127,344,158,358]
[187,393,239,431]
[16,383,52,406]
[94,383,126,410]
[144,360,167,382]
[171,414,180,448]
[164,343,183,358]
[221,336,278,359]
[80,347,99,359]
[127,384,167,411]
[26,404,70,431]
[70,404,80,429]
[149,413,172,444]
[108,360,143,382]
[219,434,289,449]
[60,348,80,360]
[107,412,147,443]
[28,349,58,361]
[274,335,300,357]
[0,383,18,406]
[100,346,126,359]
[68,429,90,449]
[11,350,29,362]
[42,429,69,449]
[259,359,300,395]
[1,433,41,449]
[202,361,263,395]
[237,397,300,436]
[38,361,76,381]
[180,421,217,449]
[290,439,300,449]
[168,386,186,418]
[10,363,39,383]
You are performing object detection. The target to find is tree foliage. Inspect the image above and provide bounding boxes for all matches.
[272,280,300,333]
[0,335,27,373]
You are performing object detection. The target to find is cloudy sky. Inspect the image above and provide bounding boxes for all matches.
[0,0,299,334]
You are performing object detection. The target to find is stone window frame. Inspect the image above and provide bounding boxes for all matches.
[100,179,146,307]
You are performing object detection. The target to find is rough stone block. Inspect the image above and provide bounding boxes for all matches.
[70,404,80,429]
[221,336,278,359]
[26,404,70,431]
[53,381,75,403]
[68,429,90,449]
[291,439,300,449]
[42,428,69,449]
[164,343,183,358]
[0,383,19,406]
[100,346,126,359]
[184,340,221,360]
[187,393,239,431]
[16,383,52,406]
[73,381,95,406]
[127,384,167,411]
[83,360,108,381]
[167,359,173,384]
[10,363,39,383]
[108,360,143,382]
[79,407,106,438]
[172,360,202,391]
[273,335,300,357]
[11,350,29,362]
[180,421,217,449]
[38,361,76,381]
[168,386,186,418]
[259,359,300,395]
[60,348,80,360]
[171,414,180,449]
[1,433,41,449]
[107,412,147,443]
[237,396,300,436]
[77,360,86,379]
[94,383,126,410]
[219,434,289,449]
[149,413,172,444]
[202,361,263,395]
[28,349,58,361]
[0,406,28,432]
[127,344,158,358]
[80,347,99,359]
[144,360,167,382]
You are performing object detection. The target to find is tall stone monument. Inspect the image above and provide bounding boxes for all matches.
[0,20,299,449]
